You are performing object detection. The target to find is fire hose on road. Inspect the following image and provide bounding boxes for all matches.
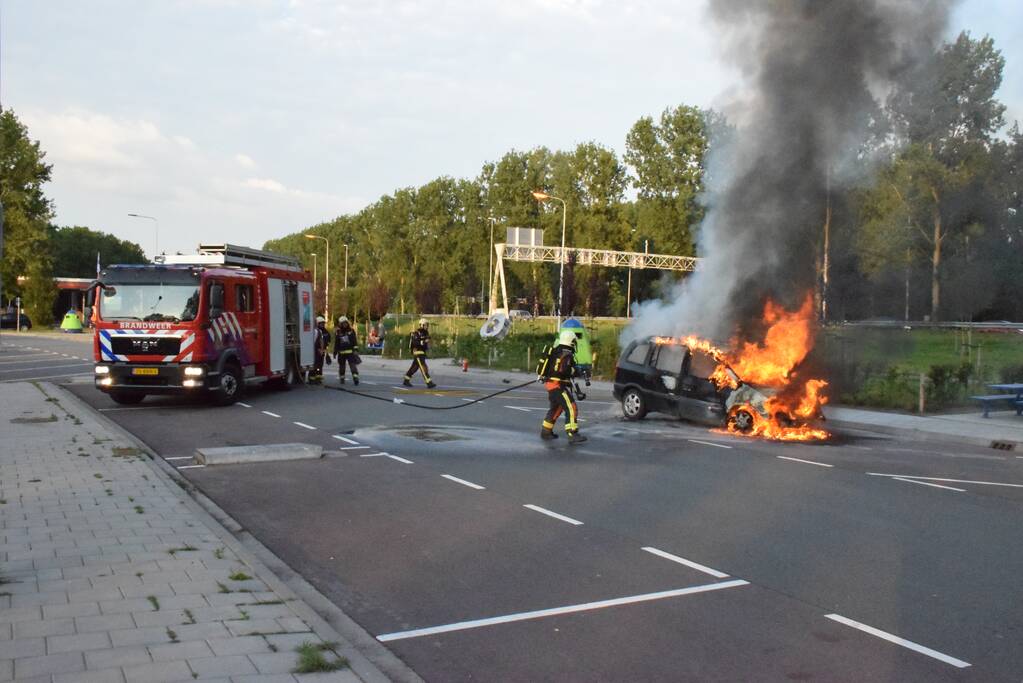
[327,377,588,410]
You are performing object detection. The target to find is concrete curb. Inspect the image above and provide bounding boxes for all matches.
[825,417,1021,452]
[50,382,423,683]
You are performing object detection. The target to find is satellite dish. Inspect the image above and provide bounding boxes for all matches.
[480,311,511,340]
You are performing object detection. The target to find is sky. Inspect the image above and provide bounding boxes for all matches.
[3,0,1022,260]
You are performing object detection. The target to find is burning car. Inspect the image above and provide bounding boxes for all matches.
[613,298,829,441]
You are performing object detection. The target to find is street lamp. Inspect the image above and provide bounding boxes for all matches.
[310,253,317,293]
[343,243,349,290]
[304,234,329,322]
[531,191,568,325]
[127,213,159,259]
[486,216,497,313]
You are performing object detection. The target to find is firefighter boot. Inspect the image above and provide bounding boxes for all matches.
[540,426,558,440]
[427,381,437,389]
[567,431,588,445]
[339,376,346,384]
[403,378,412,387]
[353,375,359,386]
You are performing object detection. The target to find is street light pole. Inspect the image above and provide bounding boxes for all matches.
[531,191,568,326]
[305,234,329,322]
[343,244,349,290]
[310,253,317,293]
[487,216,497,313]
[127,213,159,259]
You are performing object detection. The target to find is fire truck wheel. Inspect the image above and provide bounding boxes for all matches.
[109,391,145,405]
[213,363,243,405]
[621,388,647,421]
[728,408,755,433]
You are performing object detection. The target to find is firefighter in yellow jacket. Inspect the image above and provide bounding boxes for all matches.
[540,329,587,444]
[403,318,437,389]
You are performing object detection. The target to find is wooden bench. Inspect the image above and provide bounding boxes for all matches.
[971,394,1019,418]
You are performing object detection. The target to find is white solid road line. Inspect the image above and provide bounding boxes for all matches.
[339,446,370,450]
[176,464,206,470]
[165,456,193,461]
[825,614,970,668]
[777,456,833,468]
[261,410,281,418]
[387,455,414,464]
[1,372,92,383]
[441,474,485,490]
[524,504,583,526]
[377,580,749,642]
[505,405,544,412]
[332,435,360,445]
[360,452,389,458]
[866,472,1023,488]
[891,477,965,492]
[641,547,730,579]
[236,402,252,408]
[0,354,63,364]
[293,421,316,430]
[687,439,732,449]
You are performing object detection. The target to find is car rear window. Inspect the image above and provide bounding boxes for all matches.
[689,350,718,379]
[626,343,650,365]
[654,344,685,373]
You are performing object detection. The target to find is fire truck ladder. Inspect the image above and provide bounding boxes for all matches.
[489,242,700,313]
[157,243,303,271]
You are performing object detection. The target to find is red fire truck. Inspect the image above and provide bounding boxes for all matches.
[91,244,316,405]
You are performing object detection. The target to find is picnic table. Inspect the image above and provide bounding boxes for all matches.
[972,383,1023,418]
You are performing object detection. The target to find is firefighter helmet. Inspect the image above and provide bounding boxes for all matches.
[316,315,325,324]
[419,318,429,328]
[558,329,577,347]
[337,315,349,325]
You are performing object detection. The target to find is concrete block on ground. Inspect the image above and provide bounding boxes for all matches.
[194,444,323,466]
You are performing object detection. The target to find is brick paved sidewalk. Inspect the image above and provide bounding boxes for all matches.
[0,381,370,683]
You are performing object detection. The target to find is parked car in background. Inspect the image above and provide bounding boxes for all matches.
[509,309,534,321]
[0,312,32,330]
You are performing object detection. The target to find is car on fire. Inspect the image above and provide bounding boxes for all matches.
[613,336,785,432]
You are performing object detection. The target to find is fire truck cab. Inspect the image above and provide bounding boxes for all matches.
[91,244,315,405]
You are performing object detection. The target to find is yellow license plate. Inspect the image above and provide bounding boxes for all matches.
[131,368,159,376]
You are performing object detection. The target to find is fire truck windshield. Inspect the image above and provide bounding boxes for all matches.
[100,284,200,323]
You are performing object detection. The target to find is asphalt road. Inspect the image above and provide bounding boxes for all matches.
[10,334,1023,681]
[0,332,94,383]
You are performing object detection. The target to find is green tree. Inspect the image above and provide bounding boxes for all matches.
[48,225,147,277]
[0,108,56,325]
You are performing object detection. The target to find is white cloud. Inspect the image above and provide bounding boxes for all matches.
[234,153,257,168]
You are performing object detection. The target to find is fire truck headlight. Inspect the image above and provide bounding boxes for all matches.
[182,379,200,388]
[94,365,110,375]
[98,377,113,386]
[183,366,205,377]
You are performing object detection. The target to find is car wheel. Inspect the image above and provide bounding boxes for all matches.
[213,362,243,406]
[728,408,756,433]
[110,391,145,405]
[621,388,647,421]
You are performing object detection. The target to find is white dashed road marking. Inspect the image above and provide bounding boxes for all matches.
[293,421,316,430]
[777,456,833,468]
[332,435,360,445]
[825,614,970,668]
[360,452,389,458]
[339,446,370,450]
[441,474,485,490]
[377,580,749,642]
[891,477,965,492]
[237,402,252,408]
[261,411,281,418]
[687,439,732,449]
[523,504,583,526]
[165,457,193,461]
[176,465,206,470]
[641,547,730,579]
[387,455,414,464]
[866,473,1023,488]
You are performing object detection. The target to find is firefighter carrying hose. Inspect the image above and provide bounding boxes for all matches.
[539,329,587,444]
[333,316,359,385]
[311,316,331,384]
[403,318,437,389]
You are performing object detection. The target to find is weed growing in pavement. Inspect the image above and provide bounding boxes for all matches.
[128,497,134,502]
[293,641,347,674]
[134,506,145,515]
[213,548,225,560]
[93,473,103,479]
[246,599,284,606]
[234,609,250,621]
[135,572,143,578]
[216,581,231,594]
[105,489,113,496]
[228,570,252,581]
[147,595,160,611]
[183,608,196,625]
[166,627,178,642]
[167,545,198,555]
[0,500,6,505]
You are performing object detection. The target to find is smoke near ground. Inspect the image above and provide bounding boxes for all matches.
[625,0,955,345]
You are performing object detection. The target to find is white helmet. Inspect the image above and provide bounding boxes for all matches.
[337,315,349,325]
[316,315,325,324]
[419,318,428,327]
[558,329,577,347]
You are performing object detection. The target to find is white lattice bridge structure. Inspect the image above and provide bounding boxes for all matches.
[489,241,700,313]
